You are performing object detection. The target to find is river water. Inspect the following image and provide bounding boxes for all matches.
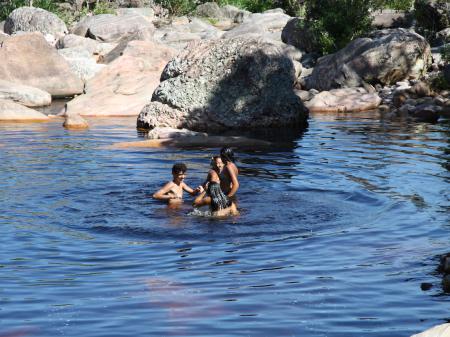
[1,113,449,337]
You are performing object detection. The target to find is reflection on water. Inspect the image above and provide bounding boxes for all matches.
[0,113,449,337]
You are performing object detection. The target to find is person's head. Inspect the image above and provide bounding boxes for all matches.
[220,147,235,164]
[172,163,187,183]
[210,156,224,171]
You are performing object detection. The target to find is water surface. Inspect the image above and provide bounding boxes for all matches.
[1,113,449,337]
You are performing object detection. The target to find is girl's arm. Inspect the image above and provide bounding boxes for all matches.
[153,182,177,201]
[226,165,239,198]
[193,190,210,207]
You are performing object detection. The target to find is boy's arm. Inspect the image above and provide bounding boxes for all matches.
[182,182,199,196]
[153,182,177,201]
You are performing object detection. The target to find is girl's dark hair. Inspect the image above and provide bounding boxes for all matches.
[220,147,235,163]
[207,182,231,211]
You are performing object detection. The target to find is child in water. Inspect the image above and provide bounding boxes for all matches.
[193,156,239,216]
[153,163,202,205]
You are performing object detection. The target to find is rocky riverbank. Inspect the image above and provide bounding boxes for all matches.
[0,1,449,133]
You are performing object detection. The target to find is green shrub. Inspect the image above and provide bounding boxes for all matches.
[303,0,378,53]
[153,0,199,16]
[0,0,57,21]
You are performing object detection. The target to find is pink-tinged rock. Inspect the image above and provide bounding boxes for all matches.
[411,323,450,337]
[63,112,89,130]
[65,40,175,116]
[0,32,84,97]
[0,99,49,122]
[305,88,382,113]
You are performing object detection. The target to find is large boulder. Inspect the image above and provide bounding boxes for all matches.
[411,323,450,337]
[305,29,431,91]
[222,9,292,42]
[0,33,84,97]
[0,99,50,121]
[65,40,175,116]
[304,88,381,113]
[415,0,450,32]
[4,7,68,37]
[71,13,154,43]
[137,37,308,132]
[0,80,51,107]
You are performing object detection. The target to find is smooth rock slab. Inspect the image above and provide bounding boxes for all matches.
[411,323,450,337]
[0,99,49,121]
[0,80,51,107]
[0,32,84,97]
[65,40,175,116]
[304,88,381,113]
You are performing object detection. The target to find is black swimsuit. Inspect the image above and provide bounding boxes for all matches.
[207,182,231,212]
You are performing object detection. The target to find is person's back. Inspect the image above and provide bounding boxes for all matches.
[219,147,239,198]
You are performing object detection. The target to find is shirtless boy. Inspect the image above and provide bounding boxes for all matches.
[153,163,202,204]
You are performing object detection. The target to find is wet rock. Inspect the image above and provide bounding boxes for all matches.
[0,99,50,121]
[420,282,433,291]
[0,80,51,107]
[440,254,450,274]
[4,7,68,38]
[63,112,89,130]
[411,324,450,337]
[147,126,206,139]
[410,103,441,122]
[304,87,381,113]
[0,32,84,97]
[306,29,431,91]
[138,37,307,131]
[66,40,175,116]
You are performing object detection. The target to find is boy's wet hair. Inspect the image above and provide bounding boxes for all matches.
[172,163,187,174]
[220,147,235,163]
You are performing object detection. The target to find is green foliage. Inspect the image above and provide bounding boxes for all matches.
[441,44,450,64]
[375,0,413,10]
[430,73,449,91]
[0,0,57,21]
[303,0,377,53]
[153,0,199,16]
